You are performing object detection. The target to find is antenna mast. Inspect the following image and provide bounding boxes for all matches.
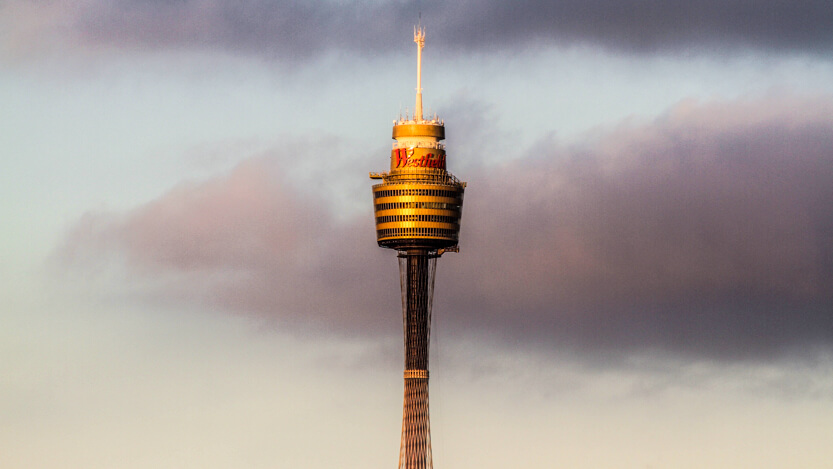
[414,25,425,122]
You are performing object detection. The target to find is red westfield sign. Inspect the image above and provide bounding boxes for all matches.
[392,148,446,169]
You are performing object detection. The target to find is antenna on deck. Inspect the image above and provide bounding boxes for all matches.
[414,24,425,122]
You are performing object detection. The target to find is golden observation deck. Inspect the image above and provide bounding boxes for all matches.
[371,117,465,250]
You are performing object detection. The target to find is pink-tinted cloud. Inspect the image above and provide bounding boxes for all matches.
[55,156,400,335]
[57,94,833,360]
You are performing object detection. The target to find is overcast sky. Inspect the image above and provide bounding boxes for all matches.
[2,1,833,468]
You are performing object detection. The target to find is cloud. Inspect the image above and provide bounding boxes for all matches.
[54,154,401,336]
[445,94,833,359]
[57,94,833,360]
[438,0,833,54]
[4,0,832,61]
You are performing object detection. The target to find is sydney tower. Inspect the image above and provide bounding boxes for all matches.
[369,27,466,469]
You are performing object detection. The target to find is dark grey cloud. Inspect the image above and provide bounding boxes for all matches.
[443,94,833,360]
[6,0,833,60]
[57,94,833,361]
[436,0,833,54]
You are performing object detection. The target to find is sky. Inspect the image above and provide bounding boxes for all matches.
[2,1,833,468]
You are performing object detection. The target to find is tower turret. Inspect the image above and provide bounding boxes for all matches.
[370,26,465,252]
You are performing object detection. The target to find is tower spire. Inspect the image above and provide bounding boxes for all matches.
[414,25,425,122]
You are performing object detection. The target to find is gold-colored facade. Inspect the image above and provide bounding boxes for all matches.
[371,122,466,251]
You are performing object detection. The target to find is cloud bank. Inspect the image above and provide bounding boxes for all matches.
[57,94,833,360]
[449,95,833,359]
[5,0,832,60]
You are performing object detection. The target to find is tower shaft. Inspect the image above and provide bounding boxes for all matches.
[402,251,433,370]
[398,250,435,469]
